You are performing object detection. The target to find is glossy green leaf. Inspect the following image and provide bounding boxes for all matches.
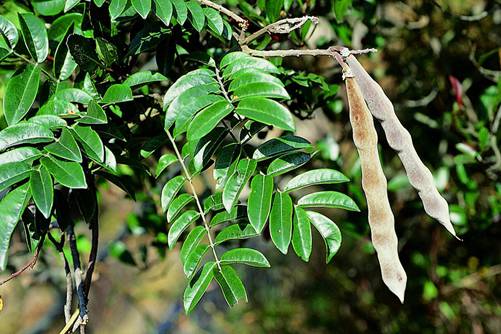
[109,0,127,20]
[55,88,93,105]
[266,0,282,22]
[187,100,233,141]
[41,156,87,189]
[71,125,104,162]
[48,13,82,42]
[153,0,173,25]
[155,153,177,178]
[77,100,107,125]
[220,248,270,268]
[0,147,41,165]
[229,70,284,91]
[93,0,106,6]
[102,84,133,104]
[285,168,349,192]
[44,127,82,162]
[298,191,360,211]
[214,224,258,245]
[32,0,64,16]
[183,261,215,314]
[209,205,247,227]
[0,183,31,271]
[171,0,188,25]
[187,0,205,32]
[0,123,54,152]
[183,244,209,278]
[214,265,247,307]
[132,0,151,19]
[180,225,205,265]
[30,165,53,219]
[18,13,48,63]
[203,193,223,213]
[270,192,293,254]
[247,174,273,233]
[168,210,199,248]
[4,64,41,125]
[64,0,80,12]
[223,56,279,79]
[267,152,311,177]
[167,193,193,223]
[203,8,223,35]
[0,162,32,193]
[292,206,312,262]
[222,158,257,212]
[306,211,342,263]
[214,143,241,190]
[28,115,67,129]
[53,25,77,81]
[220,52,248,68]
[161,175,185,212]
[233,82,290,101]
[163,69,216,108]
[0,16,18,50]
[236,97,295,131]
[124,71,167,87]
[253,135,311,161]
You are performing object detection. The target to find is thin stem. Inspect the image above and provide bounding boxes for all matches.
[48,232,73,324]
[166,131,222,271]
[243,16,318,45]
[241,45,377,58]
[198,0,248,29]
[12,50,58,82]
[66,224,88,329]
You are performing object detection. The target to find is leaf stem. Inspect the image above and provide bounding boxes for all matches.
[12,50,58,82]
[165,130,222,271]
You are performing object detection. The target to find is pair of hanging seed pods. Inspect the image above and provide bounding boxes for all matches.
[336,51,457,302]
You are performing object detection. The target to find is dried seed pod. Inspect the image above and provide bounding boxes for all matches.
[344,62,407,302]
[345,55,457,238]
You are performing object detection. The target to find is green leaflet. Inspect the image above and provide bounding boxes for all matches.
[167,193,193,223]
[222,158,257,212]
[183,244,209,278]
[236,97,295,131]
[18,13,48,63]
[306,211,342,263]
[28,115,67,129]
[269,192,293,254]
[186,100,233,141]
[44,127,82,162]
[123,71,167,87]
[191,127,228,173]
[209,205,247,227]
[161,175,185,212]
[229,70,284,91]
[53,25,77,81]
[220,248,270,268]
[183,261,215,314]
[214,143,241,190]
[0,123,54,152]
[284,168,349,192]
[153,0,173,25]
[132,0,151,19]
[55,88,93,105]
[222,54,279,79]
[0,183,31,271]
[267,152,311,177]
[0,162,32,193]
[187,0,205,32]
[203,8,223,35]
[297,191,360,211]
[214,265,247,307]
[180,225,205,265]
[30,165,53,219]
[0,147,42,165]
[109,0,127,20]
[0,16,19,50]
[168,210,199,248]
[171,0,188,25]
[71,125,104,162]
[64,0,80,12]
[253,135,311,161]
[41,156,87,189]
[163,69,216,109]
[4,64,41,125]
[292,206,312,262]
[155,153,177,178]
[233,82,290,101]
[102,84,133,104]
[247,174,273,233]
[214,224,258,245]
[48,13,82,42]
[77,100,107,125]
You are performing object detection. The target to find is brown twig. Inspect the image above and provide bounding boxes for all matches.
[242,16,318,45]
[0,233,46,286]
[198,0,248,29]
[241,45,377,59]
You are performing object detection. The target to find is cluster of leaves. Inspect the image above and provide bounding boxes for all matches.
[160,51,359,311]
